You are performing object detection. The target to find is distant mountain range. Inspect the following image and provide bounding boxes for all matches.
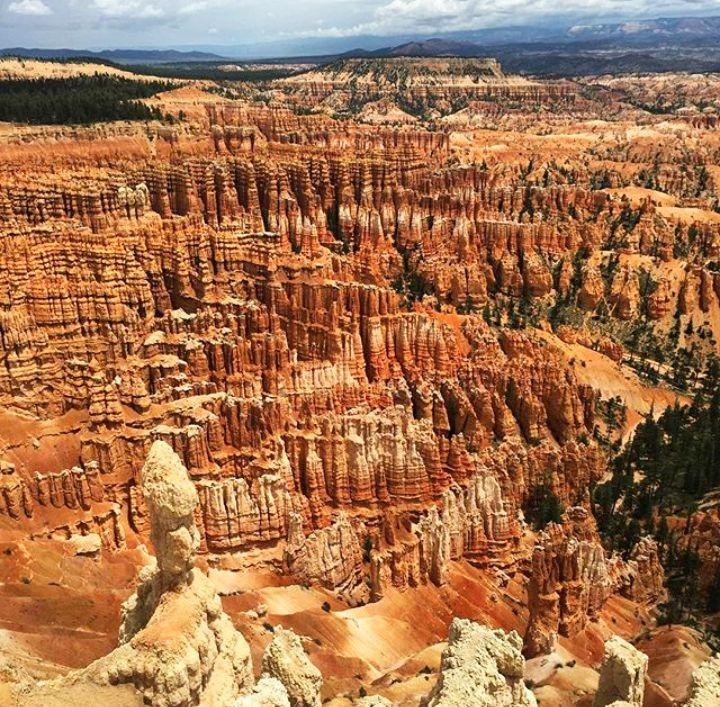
[2,14,720,75]
[346,39,489,58]
[344,16,720,58]
[0,48,226,64]
[566,15,720,43]
[178,14,720,59]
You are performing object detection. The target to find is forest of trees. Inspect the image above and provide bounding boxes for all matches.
[0,75,172,124]
[595,365,719,553]
[593,362,720,639]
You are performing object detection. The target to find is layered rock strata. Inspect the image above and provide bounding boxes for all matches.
[283,511,366,598]
[0,93,693,693]
[524,507,614,657]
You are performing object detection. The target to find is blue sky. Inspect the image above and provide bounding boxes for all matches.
[1,0,719,49]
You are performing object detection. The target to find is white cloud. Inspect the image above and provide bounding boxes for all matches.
[5,0,720,45]
[179,1,208,14]
[92,0,164,18]
[298,0,540,37]
[135,4,163,18]
[304,0,720,37]
[8,0,52,15]
[90,0,223,21]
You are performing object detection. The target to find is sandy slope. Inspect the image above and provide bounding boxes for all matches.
[0,58,169,83]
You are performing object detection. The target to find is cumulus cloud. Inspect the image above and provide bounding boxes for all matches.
[307,0,720,37]
[179,1,208,14]
[8,0,52,15]
[92,0,164,18]
[89,0,219,20]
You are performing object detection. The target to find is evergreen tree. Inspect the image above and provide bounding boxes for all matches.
[0,75,171,125]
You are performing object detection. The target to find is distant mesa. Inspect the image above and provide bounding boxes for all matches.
[280,56,575,116]
[346,38,489,58]
[566,15,720,43]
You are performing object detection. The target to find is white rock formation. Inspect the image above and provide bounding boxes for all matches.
[423,618,537,706]
[593,636,647,707]
[234,676,291,706]
[685,656,720,707]
[7,441,254,706]
[261,626,323,707]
